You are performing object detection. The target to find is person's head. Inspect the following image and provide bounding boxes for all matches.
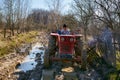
[63,24,67,30]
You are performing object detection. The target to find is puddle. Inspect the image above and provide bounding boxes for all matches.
[18,42,45,72]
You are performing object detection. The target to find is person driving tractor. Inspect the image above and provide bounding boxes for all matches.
[58,24,70,35]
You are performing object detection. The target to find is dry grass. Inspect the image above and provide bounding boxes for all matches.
[0,31,38,57]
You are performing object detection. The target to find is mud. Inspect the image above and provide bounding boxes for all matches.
[14,54,102,80]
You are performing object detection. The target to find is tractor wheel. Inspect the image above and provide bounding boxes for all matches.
[48,35,56,56]
[75,37,83,56]
[75,37,86,70]
[44,49,50,68]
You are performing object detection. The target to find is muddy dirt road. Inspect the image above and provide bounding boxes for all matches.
[14,42,101,80]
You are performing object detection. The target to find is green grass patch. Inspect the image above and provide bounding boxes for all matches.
[116,51,120,70]
[108,51,120,80]
[109,73,118,80]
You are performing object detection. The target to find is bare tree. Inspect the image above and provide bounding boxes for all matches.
[3,0,15,37]
[87,0,120,66]
[22,0,31,32]
[72,0,94,41]
[94,0,120,30]
[27,9,50,30]
[3,0,31,37]
[15,0,31,33]
[47,0,63,31]
[14,0,21,33]
[0,7,3,29]
[62,14,78,30]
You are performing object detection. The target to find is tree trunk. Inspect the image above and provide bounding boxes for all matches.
[17,26,19,34]
[11,23,14,36]
[4,27,6,38]
[84,28,87,41]
[112,31,116,67]
[84,23,88,41]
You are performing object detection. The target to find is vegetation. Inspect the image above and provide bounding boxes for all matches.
[0,31,38,57]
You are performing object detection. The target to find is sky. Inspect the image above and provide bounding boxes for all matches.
[31,0,48,9]
[31,0,73,14]
[0,0,73,14]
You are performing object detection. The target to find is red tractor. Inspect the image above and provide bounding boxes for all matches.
[44,33,84,68]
